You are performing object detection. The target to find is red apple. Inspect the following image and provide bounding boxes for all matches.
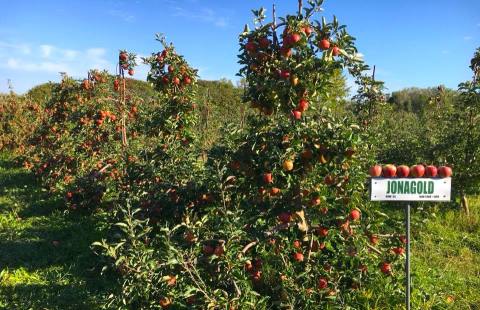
[392,247,405,255]
[332,46,340,56]
[290,33,301,44]
[168,65,174,73]
[280,70,290,79]
[263,172,273,184]
[119,52,127,61]
[317,227,329,237]
[369,165,382,177]
[382,164,397,177]
[319,39,330,50]
[396,165,410,178]
[128,69,134,76]
[349,209,361,221]
[318,278,328,289]
[183,76,191,85]
[410,164,425,178]
[425,165,438,177]
[303,26,313,36]
[172,77,180,85]
[438,166,452,178]
[380,262,392,275]
[293,252,304,262]
[297,98,309,112]
[245,42,256,52]
[280,47,292,57]
[259,37,270,49]
[291,110,302,120]
[278,212,292,224]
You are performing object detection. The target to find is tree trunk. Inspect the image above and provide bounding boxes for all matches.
[460,194,470,216]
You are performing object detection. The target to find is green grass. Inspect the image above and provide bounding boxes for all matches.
[0,151,479,309]
[0,153,114,309]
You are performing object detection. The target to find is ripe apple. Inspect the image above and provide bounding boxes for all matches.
[214,245,224,256]
[119,52,128,61]
[301,149,313,160]
[245,42,256,52]
[410,164,425,178]
[317,227,329,237]
[438,166,452,178]
[159,297,171,309]
[202,245,214,255]
[263,172,273,184]
[280,47,292,57]
[291,110,302,120]
[425,165,438,177]
[259,37,270,49]
[392,247,405,255]
[280,70,290,79]
[282,159,294,171]
[310,196,321,206]
[297,98,309,112]
[369,234,379,245]
[319,39,330,50]
[332,46,340,56]
[128,69,134,76]
[303,26,313,36]
[369,165,382,177]
[290,33,301,44]
[396,165,410,178]
[113,79,120,91]
[172,77,180,85]
[382,164,397,177]
[380,262,392,275]
[183,76,191,85]
[270,187,280,196]
[318,278,328,289]
[278,212,292,224]
[293,240,301,249]
[349,209,361,221]
[162,76,169,84]
[293,252,304,262]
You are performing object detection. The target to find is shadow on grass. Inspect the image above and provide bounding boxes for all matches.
[0,153,116,309]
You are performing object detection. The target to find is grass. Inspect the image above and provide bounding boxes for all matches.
[0,151,479,309]
[0,152,114,309]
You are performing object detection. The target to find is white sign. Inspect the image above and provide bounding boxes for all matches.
[371,178,451,201]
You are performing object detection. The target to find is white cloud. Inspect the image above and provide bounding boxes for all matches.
[108,9,135,23]
[40,44,54,58]
[171,6,228,27]
[0,42,113,77]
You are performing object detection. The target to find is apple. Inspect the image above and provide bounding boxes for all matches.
[293,252,304,262]
[303,26,313,36]
[263,172,273,184]
[280,47,292,57]
[282,159,294,171]
[310,196,321,206]
[425,165,438,177]
[119,52,128,61]
[251,270,262,282]
[297,98,309,112]
[128,69,134,76]
[202,245,214,255]
[159,297,171,309]
[291,110,302,120]
[290,33,301,44]
[319,39,330,50]
[113,79,120,91]
[278,212,292,224]
[380,262,392,275]
[392,247,405,255]
[301,149,313,160]
[410,164,425,178]
[259,37,270,49]
[162,76,169,84]
[382,164,397,177]
[349,209,361,221]
[332,46,340,56]
[369,165,382,177]
[168,65,174,73]
[172,77,180,85]
[245,42,256,52]
[214,245,224,256]
[438,166,452,178]
[317,227,329,237]
[396,165,410,178]
[280,70,290,79]
[324,175,335,185]
[318,278,328,289]
[270,187,280,196]
[293,240,301,249]
[183,76,191,85]
[369,234,379,245]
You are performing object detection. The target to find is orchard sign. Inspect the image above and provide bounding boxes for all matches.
[371,178,451,201]
[369,163,452,310]
[369,164,452,201]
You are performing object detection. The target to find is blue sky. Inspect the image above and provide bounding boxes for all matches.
[1,0,479,94]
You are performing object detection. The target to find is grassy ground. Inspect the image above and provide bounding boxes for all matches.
[0,151,479,309]
[0,153,114,309]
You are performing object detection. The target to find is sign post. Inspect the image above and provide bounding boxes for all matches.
[370,176,451,310]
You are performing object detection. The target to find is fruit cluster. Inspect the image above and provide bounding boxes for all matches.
[369,164,453,178]
[119,50,137,76]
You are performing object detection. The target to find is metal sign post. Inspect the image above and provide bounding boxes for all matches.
[370,177,451,310]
